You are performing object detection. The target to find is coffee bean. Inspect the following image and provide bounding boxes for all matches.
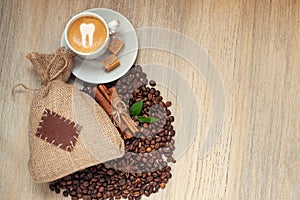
[55,188,60,194]
[165,101,172,107]
[83,181,89,187]
[169,116,175,122]
[147,93,153,100]
[166,109,171,116]
[70,190,77,197]
[63,190,69,197]
[49,184,55,191]
[149,80,156,86]
[83,195,91,200]
[150,88,155,94]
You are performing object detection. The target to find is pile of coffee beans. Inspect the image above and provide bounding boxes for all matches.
[49,65,176,200]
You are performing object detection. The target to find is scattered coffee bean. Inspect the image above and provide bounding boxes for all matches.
[149,80,156,86]
[165,101,172,107]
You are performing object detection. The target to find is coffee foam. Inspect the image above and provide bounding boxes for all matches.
[80,23,95,48]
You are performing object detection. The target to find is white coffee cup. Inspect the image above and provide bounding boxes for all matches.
[64,12,120,59]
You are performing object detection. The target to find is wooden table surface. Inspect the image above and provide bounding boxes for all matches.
[1,0,299,199]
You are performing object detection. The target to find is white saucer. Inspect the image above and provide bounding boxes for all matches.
[61,8,138,83]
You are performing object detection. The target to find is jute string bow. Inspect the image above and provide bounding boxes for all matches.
[12,49,72,100]
[111,97,129,126]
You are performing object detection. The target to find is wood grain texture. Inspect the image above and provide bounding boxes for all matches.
[0,0,299,199]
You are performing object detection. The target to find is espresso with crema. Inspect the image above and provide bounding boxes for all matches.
[67,16,107,53]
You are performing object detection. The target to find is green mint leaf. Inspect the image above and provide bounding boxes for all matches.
[137,116,159,123]
[130,100,143,116]
[149,117,159,123]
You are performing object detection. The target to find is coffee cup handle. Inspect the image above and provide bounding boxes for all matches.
[108,20,120,35]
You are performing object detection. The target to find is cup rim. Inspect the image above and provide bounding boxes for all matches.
[64,11,110,56]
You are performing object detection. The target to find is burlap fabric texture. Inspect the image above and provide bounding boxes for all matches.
[26,47,124,183]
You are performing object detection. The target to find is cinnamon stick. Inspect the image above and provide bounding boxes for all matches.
[98,85,111,103]
[108,87,114,95]
[121,115,138,133]
[110,86,118,100]
[93,87,112,115]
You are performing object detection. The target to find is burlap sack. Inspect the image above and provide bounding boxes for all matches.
[26,47,124,183]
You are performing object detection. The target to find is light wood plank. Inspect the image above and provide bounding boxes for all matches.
[0,0,299,199]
